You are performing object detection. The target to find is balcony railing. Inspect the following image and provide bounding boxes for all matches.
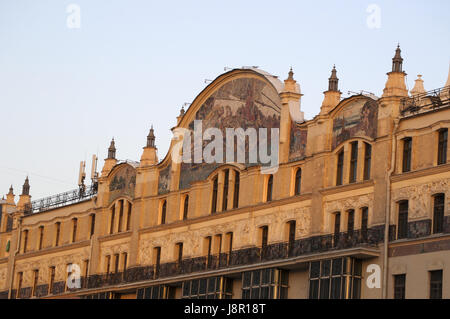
[24,183,98,215]
[400,86,450,117]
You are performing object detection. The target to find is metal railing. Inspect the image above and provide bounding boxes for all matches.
[400,86,450,116]
[24,183,98,215]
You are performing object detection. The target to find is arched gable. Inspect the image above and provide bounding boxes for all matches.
[107,162,137,204]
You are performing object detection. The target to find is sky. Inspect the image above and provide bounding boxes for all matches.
[0,0,449,200]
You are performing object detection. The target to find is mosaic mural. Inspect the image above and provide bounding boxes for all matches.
[289,122,308,161]
[178,77,281,190]
[332,98,378,149]
[108,165,136,204]
[158,164,171,195]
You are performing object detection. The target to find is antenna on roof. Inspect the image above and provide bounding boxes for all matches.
[90,155,98,180]
[78,161,86,186]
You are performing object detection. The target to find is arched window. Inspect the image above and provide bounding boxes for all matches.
[211,176,218,214]
[222,169,229,211]
[294,168,302,195]
[160,200,167,225]
[183,195,189,220]
[336,149,344,186]
[233,171,240,209]
[266,175,273,202]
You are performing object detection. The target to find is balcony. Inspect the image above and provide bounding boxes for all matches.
[400,86,450,117]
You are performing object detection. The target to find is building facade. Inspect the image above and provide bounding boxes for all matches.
[0,46,449,299]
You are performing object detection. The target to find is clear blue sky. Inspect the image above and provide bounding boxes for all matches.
[0,0,449,200]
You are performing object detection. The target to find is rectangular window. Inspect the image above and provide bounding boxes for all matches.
[347,210,354,233]
[334,212,341,246]
[266,175,273,202]
[222,169,229,211]
[114,253,120,273]
[233,171,240,209]
[225,232,233,266]
[288,220,296,256]
[397,201,409,239]
[183,195,189,220]
[242,269,289,299]
[363,143,372,180]
[176,243,183,266]
[349,142,358,183]
[336,150,344,186]
[32,269,39,297]
[38,226,44,250]
[105,255,111,275]
[294,168,302,195]
[22,230,28,253]
[83,260,89,288]
[137,285,170,299]
[437,129,448,165]
[394,274,406,299]
[49,267,55,294]
[260,226,268,259]
[361,207,368,239]
[433,194,445,234]
[72,218,78,243]
[430,270,442,299]
[211,177,218,214]
[205,236,212,268]
[122,252,128,272]
[16,272,23,298]
[309,258,362,299]
[90,214,95,238]
[153,247,161,278]
[55,222,61,247]
[402,137,412,172]
[126,202,132,231]
[118,200,124,232]
[182,277,233,299]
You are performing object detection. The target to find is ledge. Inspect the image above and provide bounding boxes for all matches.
[319,180,374,196]
[391,163,450,182]
[98,231,132,242]
[15,240,91,260]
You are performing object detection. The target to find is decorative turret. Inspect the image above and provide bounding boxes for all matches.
[382,45,408,98]
[17,177,31,211]
[445,63,450,88]
[320,65,342,115]
[107,138,116,159]
[6,185,15,205]
[410,75,426,96]
[22,177,30,196]
[140,125,158,166]
[279,67,303,164]
[101,138,118,177]
[177,106,185,125]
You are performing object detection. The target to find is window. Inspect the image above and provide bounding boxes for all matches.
[160,200,167,225]
[222,169,229,211]
[433,194,445,234]
[22,230,28,253]
[105,255,111,275]
[260,226,268,259]
[347,210,355,233]
[402,137,412,172]
[294,168,302,195]
[55,222,61,247]
[122,252,128,272]
[183,195,189,220]
[309,258,362,299]
[349,142,358,183]
[233,171,240,209]
[394,274,406,299]
[334,211,340,234]
[89,214,96,238]
[16,272,23,298]
[225,232,233,265]
[72,218,78,243]
[361,207,368,239]
[114,254,120,273]
[32,269,39,297]
[182,277,233,299]
[397,201,409,239]
[153,247,161,278]
[49,266,55,294]
[175,242,183,267]
[437,129,448,165]
[429,270,443,299]
[205,236,212,268]
[38,226,44,250]
[336,150,344,186]
[83,260,89,288]
[65,263,72,291]
[118,200,124,232]
[137,285,170,299]
[287,220,296,256]
[242,269,289,299]
[126,202,132,231]
[363,143,372,180]
[266,175,273,202]
[211,176,218,213]
[110,204,115,234]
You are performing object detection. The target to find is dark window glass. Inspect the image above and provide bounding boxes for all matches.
[334,213,341,236]
[430,270,442,299]
[288,221,296,256]
[176,243,183,265]
[160,200,166,225]
[347,210,354,233]
[433,194,445,234]
[294,168,302,195]
[349,142,358,183]
[336,150,344,186]
[222,169,229,211]
[398,201,408,239]
[72,218,78,242]
[126,202,132,231]
[90,214,96,238]
[118,200,124,232]
[233,171,240,209]
[38,226,44,250]
[183,195,189,220]
[437,129,448,165]
[22,230,28,253]
[364,143,372,180]
[261,226,268,248]
[110,204,115,234]
[266,175,273,202]
[402,137,412,172]
[211,177,218,213]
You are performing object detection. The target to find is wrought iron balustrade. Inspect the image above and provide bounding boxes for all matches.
[400,86,450,116]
